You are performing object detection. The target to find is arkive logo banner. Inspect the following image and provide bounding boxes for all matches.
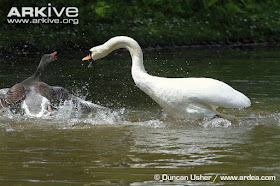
[7,3,79,25]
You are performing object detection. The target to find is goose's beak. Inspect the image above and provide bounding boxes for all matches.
[82,54,92,61]
[51,51,57,60]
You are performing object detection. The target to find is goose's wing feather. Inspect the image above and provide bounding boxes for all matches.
[36,82,53,100]
[51,86,73,101]
[4,83,26,104]
[51,86,107,111]
[72,96,107,111]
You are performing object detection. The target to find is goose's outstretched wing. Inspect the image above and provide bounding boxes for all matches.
[51,86,73,102]
[3,84,25,105]
[72,96,107,111]
[51,86,107,112]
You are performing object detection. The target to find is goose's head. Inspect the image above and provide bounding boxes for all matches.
[38,52,57,70]
[43,51,57,61]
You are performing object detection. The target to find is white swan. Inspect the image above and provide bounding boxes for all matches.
[82,36,251,119]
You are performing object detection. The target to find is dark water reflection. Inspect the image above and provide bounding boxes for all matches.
[0,46,280,185]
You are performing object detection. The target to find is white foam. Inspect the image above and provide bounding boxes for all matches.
[200,118,232,128]
[1,98,280,130]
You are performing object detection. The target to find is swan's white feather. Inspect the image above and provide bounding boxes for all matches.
[149,76,250,108]
[140,76,251,118]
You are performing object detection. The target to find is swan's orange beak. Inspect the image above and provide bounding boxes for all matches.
[82,54,91,61]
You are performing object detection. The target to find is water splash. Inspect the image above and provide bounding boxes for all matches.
[1,99,280,131]
[200,118,232,128]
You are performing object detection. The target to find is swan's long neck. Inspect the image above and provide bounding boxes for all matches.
[96,37,149,85]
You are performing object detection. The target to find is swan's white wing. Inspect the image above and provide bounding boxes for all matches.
[178,78,251,109]
[152,77,251,109]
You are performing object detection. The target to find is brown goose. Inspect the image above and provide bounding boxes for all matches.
[0,52,105,117]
